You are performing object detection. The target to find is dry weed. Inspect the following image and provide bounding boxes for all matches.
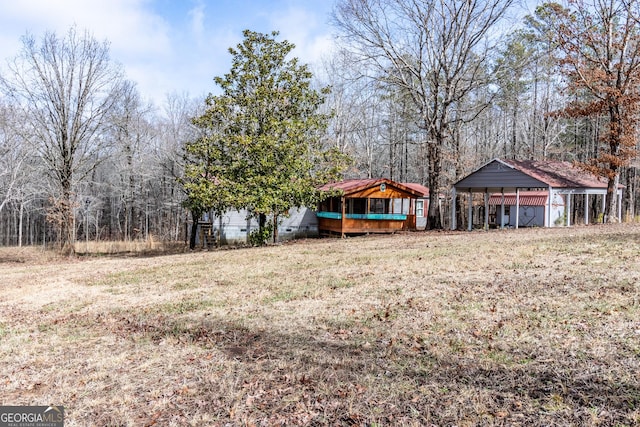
[0,224,639,426]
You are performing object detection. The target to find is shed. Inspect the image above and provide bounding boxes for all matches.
[452,158,624,230]
[488,191,565,228]
[317,178,426,236]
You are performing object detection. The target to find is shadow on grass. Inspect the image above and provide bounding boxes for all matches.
[107,312,640,426]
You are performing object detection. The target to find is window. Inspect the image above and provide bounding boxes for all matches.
[416,200,424,217]
[349,198,367,214]
[370,198,388,214]
[320,197,341,213]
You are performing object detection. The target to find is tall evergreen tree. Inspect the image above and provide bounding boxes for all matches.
[494,31,535,159]
[183,30,349,245]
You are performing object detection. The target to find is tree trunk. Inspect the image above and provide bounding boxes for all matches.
[604,103,621,223]
[60,185,76,256]
[426,139,442,230]
[189,210,200,250]
[511,103,518,158]
[18,201,23,248]
[272,213,279,244]
[604,173,619,223]
[627,167,636,219]
[258,213,267,244]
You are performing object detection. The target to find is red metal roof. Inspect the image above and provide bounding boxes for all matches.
[488,191,549,206]
[502,159,611,189]
[401,183,430,197]
[319,178,382,193]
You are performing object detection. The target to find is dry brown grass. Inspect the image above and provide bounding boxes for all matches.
[1,224,639,426]
[72,237,188,257]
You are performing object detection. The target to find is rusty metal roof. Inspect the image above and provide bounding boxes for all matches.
[454,158,625,192]
[319,178,425,197]
[318,178,382,193]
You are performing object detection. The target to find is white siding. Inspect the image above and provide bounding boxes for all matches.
[199,207,319,246]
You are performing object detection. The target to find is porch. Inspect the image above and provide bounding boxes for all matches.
[317,178,426,237]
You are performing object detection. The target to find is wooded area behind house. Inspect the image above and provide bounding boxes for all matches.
[1,0,640,249]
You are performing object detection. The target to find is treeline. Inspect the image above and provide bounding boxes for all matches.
[0,28,197,248]
[0,86,194,246]
[1,0,640,249]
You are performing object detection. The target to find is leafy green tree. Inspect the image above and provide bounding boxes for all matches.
[184,30,349,245]
[494,30,536,159]
[182,118,234,249]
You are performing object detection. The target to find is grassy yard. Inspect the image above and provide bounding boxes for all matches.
[1,224,639,426]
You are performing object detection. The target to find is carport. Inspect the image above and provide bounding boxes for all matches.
[451,158,623,230]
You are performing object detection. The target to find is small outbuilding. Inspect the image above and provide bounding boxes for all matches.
[317,178,427,236]
[488,191,566,228]
[452,158,624,230]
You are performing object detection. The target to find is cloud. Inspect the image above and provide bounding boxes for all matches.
[0,0,175,104]
[266,3,335,67]
[188,0,206,38]
[0,0,337,107]
[0,0,171,56]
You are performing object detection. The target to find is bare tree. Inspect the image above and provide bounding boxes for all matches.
[0,26,125,253]
[321,53,414,180]
[0,101,25,214]
[318,54,365,159]
[105,80,155,241]
[533,0,640,222]
[333,0,515,228]
[156,91,201,240]
[0,99,46,246]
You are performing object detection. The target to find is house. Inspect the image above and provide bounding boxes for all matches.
[193,179,432,246]
[317,178,428,236]
[197,207,318,247]
[452,158,624,230]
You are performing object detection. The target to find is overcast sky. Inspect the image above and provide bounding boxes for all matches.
[0,0,337,107]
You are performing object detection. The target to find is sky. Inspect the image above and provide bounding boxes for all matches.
[0,0,337,107]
